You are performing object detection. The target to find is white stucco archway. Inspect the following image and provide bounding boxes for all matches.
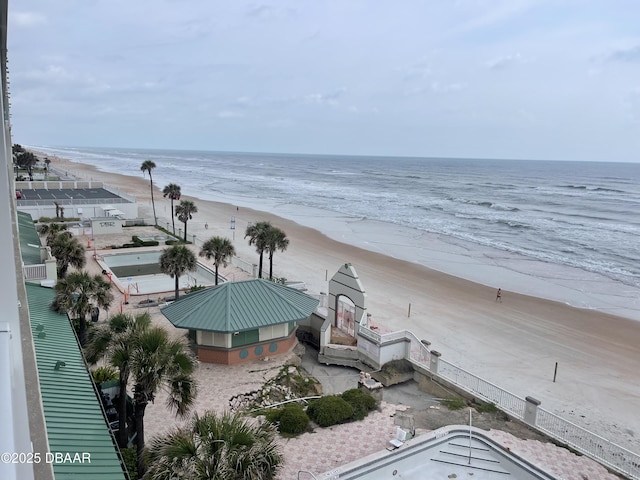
[327,263,367,338]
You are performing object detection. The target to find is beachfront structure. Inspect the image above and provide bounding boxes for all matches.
[161,279,320,364]
[318,426,557,480]
[15,182,139,221]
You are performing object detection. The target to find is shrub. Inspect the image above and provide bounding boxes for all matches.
[307,395,354,427]
[264,408,283,424]
[341,388,377,420]
[277,403,309,435]
[120,447,137,480]
[92,366,119,384]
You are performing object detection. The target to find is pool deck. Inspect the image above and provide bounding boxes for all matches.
[82,227,619,480]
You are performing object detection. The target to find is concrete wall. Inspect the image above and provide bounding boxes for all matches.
[196,333,298,365]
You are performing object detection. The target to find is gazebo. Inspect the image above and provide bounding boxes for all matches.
[161,279,320,364]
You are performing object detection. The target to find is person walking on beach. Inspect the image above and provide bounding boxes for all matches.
[496,288,502,302]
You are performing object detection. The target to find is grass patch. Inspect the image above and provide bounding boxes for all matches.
[476,402,499,413]
[440,397,467,410]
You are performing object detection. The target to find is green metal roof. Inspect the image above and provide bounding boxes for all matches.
[161,279,320,333]
[26,283,126,480]
[17,210,42,265]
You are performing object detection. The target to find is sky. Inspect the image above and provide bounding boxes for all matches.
[8,0,640,162]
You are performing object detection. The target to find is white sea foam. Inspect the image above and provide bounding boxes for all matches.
[32,145,640,321]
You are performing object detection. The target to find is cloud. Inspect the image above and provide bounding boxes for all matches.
[217,110,244,119]
[606,45,640,63]
[267,118,294,128]
[403,58,432,81]
[245,4,296,20]
[11,12,46,27]
[303,87,347,107]
[405,81,467,96]
[485,53,526,70]
[624,87,640,122]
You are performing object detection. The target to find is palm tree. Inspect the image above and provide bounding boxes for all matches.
[265,226,289,280]
[85,312,152,448]
[162,183,181,235]
[38,222,68,246]
[175,200,198,242]
[245,221,271,279]
[44,157,51,179]
[144,411,283,480]
[159,245,197,300]
[53,271,114,345]
[50,232,86,278]
[199,236,235,286]
[131,326,197,478]
[141,160,158,226]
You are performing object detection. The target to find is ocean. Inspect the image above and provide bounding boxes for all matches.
[32,145,640,321]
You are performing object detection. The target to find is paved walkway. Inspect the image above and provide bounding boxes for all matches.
[143,343,619,480]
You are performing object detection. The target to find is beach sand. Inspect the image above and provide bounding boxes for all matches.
[48,154,640,454]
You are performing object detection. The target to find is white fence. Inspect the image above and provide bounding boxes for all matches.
[536,408,640,479]
[23,264,46,281]
[356,326,640,479]
[437,358,527,419]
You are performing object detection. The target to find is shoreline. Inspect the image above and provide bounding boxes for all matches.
[32,150,640,452]
[36,147,640,323]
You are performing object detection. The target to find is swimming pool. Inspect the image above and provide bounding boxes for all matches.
[100,250,218,296]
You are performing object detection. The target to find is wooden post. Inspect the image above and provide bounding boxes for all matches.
[408,303,411,318]
[553,362,558,382]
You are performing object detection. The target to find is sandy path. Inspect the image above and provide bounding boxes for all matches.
[46,153,640,452]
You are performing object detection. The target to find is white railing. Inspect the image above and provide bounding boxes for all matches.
[339,324,639,478]
[403,330,431,368]
[231,256,256,277]
[536,408,640,479]
[435,358,527,419]
[358,325,381,343]
[23,264,46,280]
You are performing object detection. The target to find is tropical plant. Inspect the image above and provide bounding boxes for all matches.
[131,326,197,478]
[175,200,198,242]
[159,245,197,300]
[38,222,68,246]
[91,366,119,384]
[244,221,271,279]
[44,157,51,178]
[265,226,289,280]
[53,271,113,345]
[85,312,152,448]
[15,149,38,177]
[162,183,181,235]
[140,160,158,226]
[143,411,283,480]
[49,232,86,278]
[199,236,235,285]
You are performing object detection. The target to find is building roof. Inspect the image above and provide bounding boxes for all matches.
[161,279,320,333]
[26,283,126,480]
[17,210,42,265]
[324,426,558,479]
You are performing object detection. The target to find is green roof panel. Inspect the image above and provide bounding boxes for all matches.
[161,279,319,333]
[17,210,42,265]
[26,284,126,480]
